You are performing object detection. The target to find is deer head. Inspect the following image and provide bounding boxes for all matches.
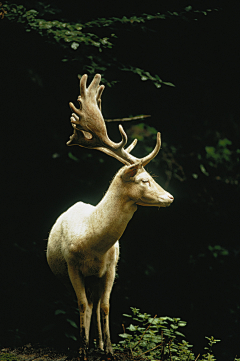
[67,73,161,167]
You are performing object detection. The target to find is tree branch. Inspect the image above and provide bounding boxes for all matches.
[105,114,151,122]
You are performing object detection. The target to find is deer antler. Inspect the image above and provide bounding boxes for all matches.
[67,74,161,166]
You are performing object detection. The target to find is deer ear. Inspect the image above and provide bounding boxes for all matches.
[121,163,141,182]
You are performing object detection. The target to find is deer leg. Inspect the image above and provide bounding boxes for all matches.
[67,264,88,361]
[94,300,104,351]
[100,267,115,355]
[85,302,93,347]
[88,278,104,351]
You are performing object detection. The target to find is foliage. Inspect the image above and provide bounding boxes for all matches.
[121,66,175,89]
[1,2,217,86]
[126,123,185,186]
[207,245,229,258]
[193,136,240,185]
[113,307,222,360]
[0,353,20,361]
[201,336,221,361]
[122,122,239,189]
[127,123,240,188]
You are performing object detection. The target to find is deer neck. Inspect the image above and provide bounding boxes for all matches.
[88,176,137,254]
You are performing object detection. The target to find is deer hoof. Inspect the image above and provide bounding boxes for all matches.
[79,347,88,361]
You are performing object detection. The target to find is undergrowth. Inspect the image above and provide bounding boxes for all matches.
[113,307,240,361]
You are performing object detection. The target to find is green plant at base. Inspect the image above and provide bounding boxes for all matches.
[0,354,20,361]
[113,307,195,360]
[113,307,223,360]
[200,336,221,361]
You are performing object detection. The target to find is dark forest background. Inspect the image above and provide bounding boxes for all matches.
[1,0,240,359]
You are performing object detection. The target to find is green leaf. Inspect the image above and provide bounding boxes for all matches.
[123,313,132,317]
[162,81,175,87]
[223,148,231,156]
[200,164,209,176]
[175,331,185,337]
[68,152,79,161]
[65,333,77,341]
[128,324,138,331]
[55,309,66,315]
[205,146,216,157]
[67,319,78,328]
[218,138,232,147]
[178,321,187,327]
[119,333,132,338]
[71,42,79,50]
[130,307,140,315]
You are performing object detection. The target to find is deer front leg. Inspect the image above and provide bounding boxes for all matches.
[101,301,112,355]
[93,300,104,351]
[100,267,115,355]
[85,302,93,346]
[67,264,89,360]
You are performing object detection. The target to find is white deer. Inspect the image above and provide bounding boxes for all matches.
[46,74,174,360]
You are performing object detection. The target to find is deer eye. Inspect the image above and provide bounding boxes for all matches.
[141,179,150,186]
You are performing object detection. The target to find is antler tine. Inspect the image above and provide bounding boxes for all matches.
[118,125,128,149]
[125,138,137,153]
[67,73,161,166]
[87,73,102,96]
[79,74,87,98]
[96,84,105,112]
[68,116,137,165]
[141,132,161,167]
[67,74,136,164]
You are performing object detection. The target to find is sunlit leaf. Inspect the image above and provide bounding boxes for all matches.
[71,42,79,50]
[200,164,209,176]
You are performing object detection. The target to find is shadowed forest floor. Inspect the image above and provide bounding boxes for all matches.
[0,344,147,361]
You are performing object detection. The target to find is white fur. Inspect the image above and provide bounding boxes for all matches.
[47,165,173,358]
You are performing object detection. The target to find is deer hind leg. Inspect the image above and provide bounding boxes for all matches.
[86,277,104,351]
[67,264,89,361]
[87,275,113,353]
